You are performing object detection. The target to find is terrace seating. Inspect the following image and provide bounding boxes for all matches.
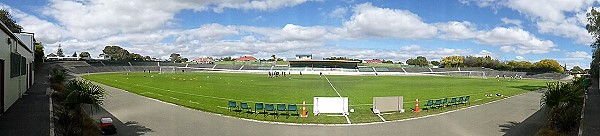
[277,104,287,118]
[265,104,276,118]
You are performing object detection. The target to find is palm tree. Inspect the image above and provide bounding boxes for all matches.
[64,79,106,112]
[540,81,585,132]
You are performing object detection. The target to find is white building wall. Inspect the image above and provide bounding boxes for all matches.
[0,28,34,112]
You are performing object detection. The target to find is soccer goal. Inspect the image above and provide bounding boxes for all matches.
[313,97,349,115]
[428,71,487,78]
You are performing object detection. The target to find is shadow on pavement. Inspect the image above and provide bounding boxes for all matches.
[499,106,547,136]
[85,105,153,136]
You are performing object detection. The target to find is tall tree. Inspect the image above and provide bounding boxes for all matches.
[72,52,77,57]
[79,52,90,58]
[102,46,130,60]
[431,61,440,66]
[0,9,22,33]
[572,66,584,73]
[56,44,65,57]
[534,59,564,73]
[441,56,464,67]
[170,53,182,63]
[34,42,44,68]
[587,8,600,78]
[129,53,143,61]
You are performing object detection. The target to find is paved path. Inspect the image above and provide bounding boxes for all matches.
[0,64,50,136]
[89,80,546,136]
[583,78,600,136]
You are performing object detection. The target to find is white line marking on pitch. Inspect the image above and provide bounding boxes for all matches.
[323,75,342,97]
[324,75,351,124]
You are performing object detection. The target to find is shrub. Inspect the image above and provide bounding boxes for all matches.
[549,105,582,133]
[64,79,106,111]
[540,81,585,134]
[50,69,66,84]
[53,105,101,136]
[541,82,584,110]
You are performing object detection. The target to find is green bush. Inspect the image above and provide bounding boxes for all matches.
[50,69,66,84]
[53,105,100,136]
[541,82,584,110]
[540,80,585,134]
[64,79,106,111]
[549,105,582,133]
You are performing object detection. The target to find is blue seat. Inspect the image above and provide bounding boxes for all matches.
[456,97,464,106]
[228,101,238,111]
[240,102,252,112]
[434,100,442,110]
[265,104,276,118]
[255,103,265,116]
[423,100,434,111]
[462,96,470,105]
[449,98,457,107]
[288,104,299,115]
[440,98,447,108]
[277,104,287,118]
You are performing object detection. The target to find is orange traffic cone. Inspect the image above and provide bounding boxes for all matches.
[302,101,307,118]
[415,98,420,113]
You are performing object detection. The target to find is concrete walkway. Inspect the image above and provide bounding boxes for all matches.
[0,64,50,136]
[583,78,600,136]
[90,80,546,136]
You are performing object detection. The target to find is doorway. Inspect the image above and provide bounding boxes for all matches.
[0,59,4,113]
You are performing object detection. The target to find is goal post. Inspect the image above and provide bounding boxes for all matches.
[313,97,349,115]
[428,71,487,78]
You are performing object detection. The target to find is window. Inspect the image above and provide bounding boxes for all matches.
[10,53,20,77]
[21,56,26,75]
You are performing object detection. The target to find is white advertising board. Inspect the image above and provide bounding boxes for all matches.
[313,97,348,115]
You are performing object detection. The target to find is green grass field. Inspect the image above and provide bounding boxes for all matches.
[82,72,548,124]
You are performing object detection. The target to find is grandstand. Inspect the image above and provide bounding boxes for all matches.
[57,61,570,80]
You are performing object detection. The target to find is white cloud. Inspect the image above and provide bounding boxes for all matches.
[475,50,495,57]
[436,21,479,40]
[566,51,592,59]
[342,3,438,39]
[459,0,500,8]
[515,56,525,60]
[475,27,556,54]
[500,17,522,27]
[3,1,561,60]
[460,0,595,45]
[175,23,239,43]
[329,7,348,19]
[399,45,423,51]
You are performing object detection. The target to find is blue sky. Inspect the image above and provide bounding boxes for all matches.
[0,0,596,68]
